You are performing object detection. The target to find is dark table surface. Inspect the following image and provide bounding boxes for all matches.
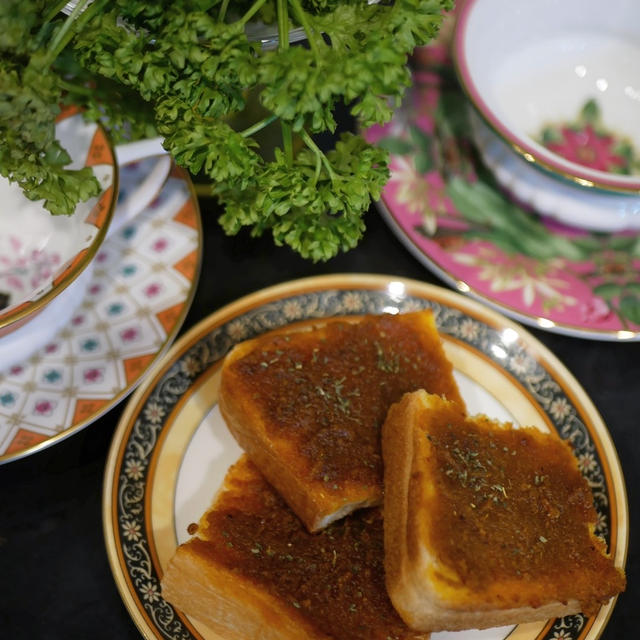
[1,194,637,639]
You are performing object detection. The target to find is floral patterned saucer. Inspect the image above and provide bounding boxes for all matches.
[0,162,202,463]
[365,65,640,341]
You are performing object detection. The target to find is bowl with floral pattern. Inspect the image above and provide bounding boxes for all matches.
[0,107,117,338]
[454,0,640,194]
[471,112,640,233]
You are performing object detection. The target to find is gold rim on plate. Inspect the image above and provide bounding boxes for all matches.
[103,274,628,640]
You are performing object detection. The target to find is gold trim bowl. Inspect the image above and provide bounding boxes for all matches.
[0,107,117,341]
[454,0,640,195]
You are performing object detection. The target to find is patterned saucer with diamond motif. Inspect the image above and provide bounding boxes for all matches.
[103,274,626,640]
[0,163,202,463]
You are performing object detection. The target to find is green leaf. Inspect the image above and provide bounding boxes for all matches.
[446,177,587,260]
[593,282,623,301]
[375,136,415,156]
[580,98,600,124]
[619,293,640,325]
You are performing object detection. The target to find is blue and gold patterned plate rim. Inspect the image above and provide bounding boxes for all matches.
[103,273,628,640]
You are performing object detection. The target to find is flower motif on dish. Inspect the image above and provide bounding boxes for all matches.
[593,509,609,538]
[456,317,480,341]
[125,457,146,481]
[180,354,204,378]
[151,237,170,253]
[452,249,576,311]
[33,399,56,416]
[338,292,365,313]
[577,452,599,475]
[42,369,63,385]
[578,297,613,324]
[122,519,142,542]
[107,302,125,316]
[144,401,166,425]
[83,368,104,384]
[81,337,101,352]
[139,581,161,603]
[537,99,639,176]
[387,156,447,235]
[548,396,573,423]
[143,282,162,298]
[0,391,16,407]
[281,298,306,320]
[121,226,137,241]
[226,318,250,342]
[120,327,140,343]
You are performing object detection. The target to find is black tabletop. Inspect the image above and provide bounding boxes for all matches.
[1,195,637,639]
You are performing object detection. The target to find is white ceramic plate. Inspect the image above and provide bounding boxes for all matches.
[0,163,202,463]
[103,274,627,640]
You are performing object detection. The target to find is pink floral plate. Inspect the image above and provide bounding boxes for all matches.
[365,65,640,341]
[0,161,202,463]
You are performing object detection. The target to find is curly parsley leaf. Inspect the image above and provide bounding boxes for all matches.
[2,0,450,256]
[218,132,388,261]
[0,1,103,215]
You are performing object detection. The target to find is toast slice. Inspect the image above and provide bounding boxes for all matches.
[382,390,626,632]
[218,310,464,532]
[161,455,430,640]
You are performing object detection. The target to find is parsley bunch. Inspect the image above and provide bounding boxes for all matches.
[0,0,451,260]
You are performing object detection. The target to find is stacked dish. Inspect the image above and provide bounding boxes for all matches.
[367,0,640,341]
[454,0,640,232]
[0,118,202,463]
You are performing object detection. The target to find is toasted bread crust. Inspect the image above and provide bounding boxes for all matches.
[219,311,463,532]
[382,391,626,632]
[161,456,430,640]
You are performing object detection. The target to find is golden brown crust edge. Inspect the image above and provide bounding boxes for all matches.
[161,545,332,640]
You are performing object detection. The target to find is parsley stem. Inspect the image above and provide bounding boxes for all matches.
[45,0,107,67]
[288,0,320,59]
[240,0,269,26]
[240,114,279,138]
[277,0,294,166]
[42,0,74,25]
[218,0,231,22]
[277,0,290,50]
[56,78,94,96]
[300,129,336,182]
[46,0,90,63]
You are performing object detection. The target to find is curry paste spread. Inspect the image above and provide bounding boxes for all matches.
[230,313,461,488]
[190,459,419,640]
[420,413,625,614]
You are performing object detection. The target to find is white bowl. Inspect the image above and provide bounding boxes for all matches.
[471,112,640,232]
[0,108,117,337]
[454,0,640,194]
